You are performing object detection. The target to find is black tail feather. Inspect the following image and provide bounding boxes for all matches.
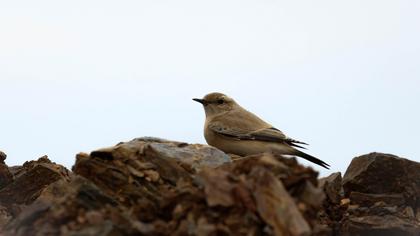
[290,143,307,149]
[294,150,330,169]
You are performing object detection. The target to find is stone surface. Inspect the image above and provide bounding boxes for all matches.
[73,140,320,235]
[319,172,342,204]
[251,167,311,236]
[4,177,129,236]
[341,215,420,236]
[1,139,420,235]
[0,165,13,190]
[0,156,71,229]
[0,157,71,210]
[349,192,405,207]
[0,151,6,163]
[340,152,420,235]
[342,153,420,203]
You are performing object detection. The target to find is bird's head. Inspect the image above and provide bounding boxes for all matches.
[193,92,237,117]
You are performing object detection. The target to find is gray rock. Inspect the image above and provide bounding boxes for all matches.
[91,137,231,173]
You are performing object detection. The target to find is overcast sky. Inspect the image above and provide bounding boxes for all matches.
[1,1,419,176]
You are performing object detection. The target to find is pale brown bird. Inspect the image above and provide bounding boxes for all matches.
[193,92,330,169]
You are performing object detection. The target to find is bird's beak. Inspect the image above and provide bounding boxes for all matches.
[193,98,208,105]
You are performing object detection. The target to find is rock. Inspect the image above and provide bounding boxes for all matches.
[299,180,325,208]
[2,138,420,235]
[342,153,420,209]
[0,151,13,190]
[0,151,6,163]
[349,192,405,207]
[0,206,12,229]
[4,177,135,236]
[319,172,342,204]
[0,156,71,210]
[416,208,420,222]
[91,137,231,173]
[0,156,71,230]
[250,166,311,236]
[402,206,415,219]
[199,168,236,207]
[73,140,323,235]
[340,198,350,207]
[341,214,420,236]
[0,164,13,190]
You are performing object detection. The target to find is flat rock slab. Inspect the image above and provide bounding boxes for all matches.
[91,137,231,173]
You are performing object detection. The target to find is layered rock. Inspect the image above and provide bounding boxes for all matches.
[0,142,420,236]
[339,153,420,235]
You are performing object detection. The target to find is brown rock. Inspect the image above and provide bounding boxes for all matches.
[199,168,235,207]
[341,214,420,236]
[342,153,420,209]
[251,167,311,236]
[4,177,133,236]
[0,164,13,190]
[0,151,13,190]
[299,180,325,208]
[0,156,71,210]
[340,198,350,207]
[349,192,405,207]
[13,138,420,235]
[319,172,342,204]
[0,151,6,163]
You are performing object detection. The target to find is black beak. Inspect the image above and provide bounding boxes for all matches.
[193,98,207,105]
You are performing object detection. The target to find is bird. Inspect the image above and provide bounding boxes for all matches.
[193,92,330,169]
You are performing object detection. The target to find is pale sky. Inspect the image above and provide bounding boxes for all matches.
[1,1,419,176]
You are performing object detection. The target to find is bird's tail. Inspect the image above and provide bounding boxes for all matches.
[294,149,330,169]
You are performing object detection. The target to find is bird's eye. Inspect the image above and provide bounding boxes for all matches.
[217,99,224,104]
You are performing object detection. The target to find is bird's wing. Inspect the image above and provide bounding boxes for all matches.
[208,122,308,149]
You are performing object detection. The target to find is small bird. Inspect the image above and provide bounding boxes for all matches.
[193,92,330,169]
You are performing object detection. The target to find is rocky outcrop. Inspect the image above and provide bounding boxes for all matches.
[0,141,419,235]
[339,153,420,235]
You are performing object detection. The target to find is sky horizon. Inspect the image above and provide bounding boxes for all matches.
[1,1,419,176]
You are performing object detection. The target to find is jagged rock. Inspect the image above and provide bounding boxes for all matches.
[340,153,420,235]
[319,172,342,204]
[217,153,322,231]
[72,139,322,235]
[0,156,71,230]
[0,152,13,190]
[4,176,138,236]
[2,138,420,235]
[199,155,315,236]
[0,156,71,210]
[251,166,311,236]
[0,151,6,163]
[342,153,420,209]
